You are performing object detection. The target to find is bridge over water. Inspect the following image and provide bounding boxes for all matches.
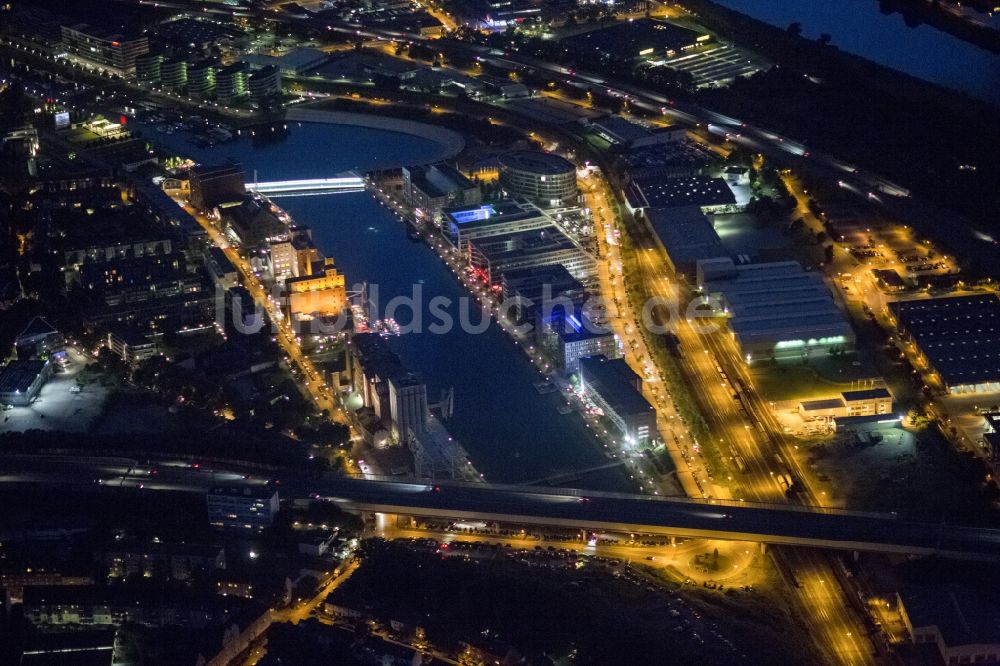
[246,176,366,196]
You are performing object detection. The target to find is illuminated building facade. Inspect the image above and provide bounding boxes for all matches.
[285,258,347,317]
[60,24,149,75]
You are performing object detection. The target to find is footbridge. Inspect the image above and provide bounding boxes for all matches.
[246,176,366,195]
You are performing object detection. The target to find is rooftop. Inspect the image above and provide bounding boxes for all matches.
[841,388,892,402]
[580,355,655,417]
[627,175,736,210]
[445,200,547,229]
[800,398,846,412]
[16,316,59,343]
[208,484,276,500]
[497,150,575,176]
[889,294,1000,388]
[899,585,1000,649]
[562,19,707,57]
[0,360,48,395]
[704,261,854,348]
[646,205,728,272]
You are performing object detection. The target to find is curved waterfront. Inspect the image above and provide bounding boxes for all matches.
[158,122,632,490]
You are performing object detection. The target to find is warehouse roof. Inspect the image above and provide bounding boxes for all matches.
[704,261,853,349]
[646,205,728,275]
[579,355,654,417]
[889,294,1000,388]
[626,175,735,211]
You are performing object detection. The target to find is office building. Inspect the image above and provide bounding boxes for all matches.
[221,196,287,248]
[468,225,596,285]
[798,388,893,421]
[107,328,157,366]
[135,52,163,85]
[206,485,279,530]
[698,259,855,363]
[270,240,297,282]
[445,200,553,253]
[190,161,245,211]
[0,360,51,407]
[402,163,481,220]
[537,303,619,373]
[501,264,586,325]
[841,388,893,416]
[591,116,687,149]
[498,150,578,208]
[60,24,149,74]
[285,258,347,318]
[888,294,1000,394]
[579,355,657,446]
[269,235,319,282]
[205,246,238,291]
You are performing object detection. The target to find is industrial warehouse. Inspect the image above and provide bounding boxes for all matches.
[697,259,855,363]
[888,294,1000,394]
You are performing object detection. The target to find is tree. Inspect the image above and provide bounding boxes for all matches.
[824,244,835,263]
[786,22,803,37]
[818,33,832,46]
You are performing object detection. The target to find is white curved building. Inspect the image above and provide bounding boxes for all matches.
[498,150,578,208]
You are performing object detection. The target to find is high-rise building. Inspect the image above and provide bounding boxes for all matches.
[60,24,149,75]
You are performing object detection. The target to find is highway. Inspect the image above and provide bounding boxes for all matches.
[2,455,998,562]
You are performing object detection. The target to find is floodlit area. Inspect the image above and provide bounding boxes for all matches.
[1,348,110,433]
[652,44,764,88]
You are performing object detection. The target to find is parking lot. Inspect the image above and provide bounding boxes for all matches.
[2,348,110,433]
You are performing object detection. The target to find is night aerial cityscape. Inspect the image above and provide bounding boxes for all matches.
[1,0,1000,664]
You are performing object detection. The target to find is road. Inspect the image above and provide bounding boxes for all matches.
[2,454,997,561]
[374,522,763,586]
[180,197,349,424]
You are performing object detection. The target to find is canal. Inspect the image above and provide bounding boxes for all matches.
[713,0,1000,105]
[152,121,634,491]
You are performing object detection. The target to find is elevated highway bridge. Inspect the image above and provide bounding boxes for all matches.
[1,455,996,561]
[315,477,1000,562]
